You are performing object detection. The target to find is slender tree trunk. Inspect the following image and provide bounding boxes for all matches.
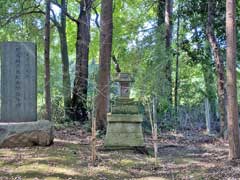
[205,98,211,134]
[207,0,226,137]
[44,0,52,121]
[174,10,180,120]
[96,0,113,130]
[226,0,240,160]
[152,97,158,166]
[165,0,173,108]
[72,0,92,122]
[58,0,71,119]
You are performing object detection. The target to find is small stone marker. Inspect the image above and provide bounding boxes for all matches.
[0,42,53,148]
[0,42,37,122]
[104,73,144,148]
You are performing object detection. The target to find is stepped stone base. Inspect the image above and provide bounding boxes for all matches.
[104,114,144,148]
[0,120,54,148]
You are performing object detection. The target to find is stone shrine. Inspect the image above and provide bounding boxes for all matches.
[0,42,53,147]
[104,73,144,148]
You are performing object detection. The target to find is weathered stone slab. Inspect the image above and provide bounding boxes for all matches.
[104,132,144,147]
[112,105,139,114]
[0,120,53,148]
[107,114,143,123]
[106,122,143,133]
[0,42,37,122]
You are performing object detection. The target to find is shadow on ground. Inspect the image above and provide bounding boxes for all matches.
[0,127,237,180]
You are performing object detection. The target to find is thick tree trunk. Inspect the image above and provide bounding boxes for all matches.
[71,0,92,122]
[226,0,240,160]
[44,0,52,121]
[96,0,113,130]
[207,0,226,137]
[165,0,173,115]
[58,0,71,119]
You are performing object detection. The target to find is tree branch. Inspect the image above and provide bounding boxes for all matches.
[50,8,61,28]
[112,55,121,73]
[92,6,100,28]
[51,0,79,23]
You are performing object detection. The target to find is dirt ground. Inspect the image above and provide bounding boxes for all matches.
[0,126,239,180]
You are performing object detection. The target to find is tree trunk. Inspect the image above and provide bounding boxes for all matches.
[165,0,173,115]
[44,0,52,121]
[174,9,180,121]
[205,98,211,134]
[206,0,226,137]
[226,0,240,160]
[58,0,71,119]
[152,96,158,166]
[71,0,92,122]
[157,0,165,26]
[96,0,113,130]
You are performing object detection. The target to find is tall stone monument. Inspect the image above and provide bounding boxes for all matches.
[104,73,144,148]
[0,42,53,147]
[1,42,37,122]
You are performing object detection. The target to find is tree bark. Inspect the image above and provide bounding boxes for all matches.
[157,0,165,26]
[152,97,158,166]
[206,0,226,137]
[205,98,211,134]
[44,0,52,121]
[226,0,240,160]
[96,0,113,130]
[165,0,173,108]
[58,0,71,119]
[71,0,92,122]
[174,9,180,120]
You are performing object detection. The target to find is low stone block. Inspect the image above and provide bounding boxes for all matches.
[104,132,144,147]
[107,114,143,123]
[112,105,139,114]
[104,114,144,148]
[0,120,54,148]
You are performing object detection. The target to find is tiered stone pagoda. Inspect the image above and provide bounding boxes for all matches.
[104,73,144,148]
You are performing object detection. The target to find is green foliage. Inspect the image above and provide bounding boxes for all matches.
[134,27,171,111]
[1,0,240,131]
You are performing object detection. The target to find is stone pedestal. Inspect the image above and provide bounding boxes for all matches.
[104,114,144,147]
[104,73,144,148]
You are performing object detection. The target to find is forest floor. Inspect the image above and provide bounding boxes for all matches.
[0,125,240,180]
